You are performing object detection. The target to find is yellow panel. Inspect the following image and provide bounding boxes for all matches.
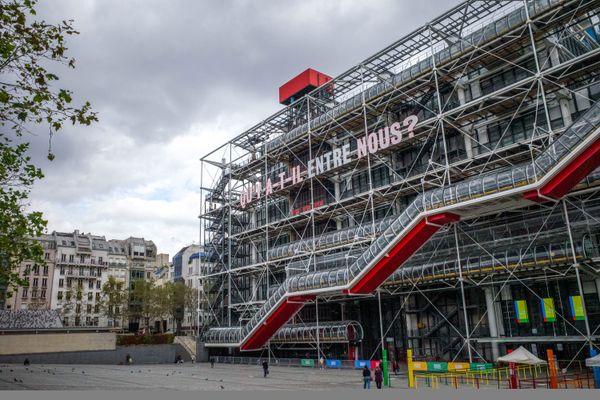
[448,362,470,371]
[412,361,428,371]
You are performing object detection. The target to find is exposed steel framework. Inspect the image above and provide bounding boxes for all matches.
[199,0,600,363]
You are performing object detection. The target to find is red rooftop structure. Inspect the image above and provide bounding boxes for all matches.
[279,68,332,105]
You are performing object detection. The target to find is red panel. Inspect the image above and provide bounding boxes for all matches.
[539,137,600,198]
[524,137,600,202]
[523,190,546,203]
[349,213,460,294]
[279,68,332,105]
[241,296,314,351]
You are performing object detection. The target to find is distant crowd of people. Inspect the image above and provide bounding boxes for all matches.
[0,310,62,329]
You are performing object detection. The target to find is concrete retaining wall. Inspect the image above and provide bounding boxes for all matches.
[0,332,116,355]
[0,344,191,365]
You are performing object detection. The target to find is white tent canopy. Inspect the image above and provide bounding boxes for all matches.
[585,353,600,367]
[497,346,547,365]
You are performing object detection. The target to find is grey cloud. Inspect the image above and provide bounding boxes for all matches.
[26,0,459,256]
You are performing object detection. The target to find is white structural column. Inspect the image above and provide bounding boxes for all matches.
[484,287,500,361]
[455,76,474,160]
[404,295,415,350]
[548,35,573,127]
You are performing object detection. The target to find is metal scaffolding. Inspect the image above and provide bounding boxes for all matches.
[199,0,600,363]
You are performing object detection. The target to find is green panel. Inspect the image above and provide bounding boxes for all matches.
[427,362,448,372]
[300,359,315,367]
[470,362,494,371]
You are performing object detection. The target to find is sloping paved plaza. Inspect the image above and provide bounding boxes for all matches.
[0,363,410,391]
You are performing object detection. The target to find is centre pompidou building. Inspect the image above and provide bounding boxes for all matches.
[199,0,600,364]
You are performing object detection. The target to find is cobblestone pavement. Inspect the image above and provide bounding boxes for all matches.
[0,363,410,391]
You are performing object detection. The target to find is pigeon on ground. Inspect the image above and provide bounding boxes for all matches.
[13,378,17,382]
[220,385,224,390]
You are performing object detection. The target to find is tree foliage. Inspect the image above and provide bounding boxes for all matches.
[99,276,128,328]
[0,0,96,296]
[129,278,160,329]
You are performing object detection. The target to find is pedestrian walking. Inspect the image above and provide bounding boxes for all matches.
[362,365,371,389]
[126,354,133,365]
[393,360,399,375]
[210,356,215,368]
[319,356,325,370]
[262,360,269,378]
[374,366,383,389]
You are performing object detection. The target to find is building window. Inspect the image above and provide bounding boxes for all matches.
[57,291,63,300]
[61,254,66,262]
[86,304,92,313]
[88,292,93,301]
[32,278,39,288]
[78,279,83,289]
[44,252,50,260]
[75,316,80,326]
[66,279,72,288]
[21,288,28,298]
[60,266,65,275]
[59,278,64,288]
[93,317,99,326]
[41,290,46,298]
[98,257,103,265]
[85,316,91,326]
[69,255,74,263]
[76,304,81,314]
[97,270,102,277]
[66,291,71,301]
[31,289,38,298]
[43,266,48,276]
[80,255,85,264]
[42,278,47,288]
[95,292,101,301]
[79,267,84,276]
[33,265,39,275]
[96,281,101,289]
[88,280,94,289]
[94,304,99,314]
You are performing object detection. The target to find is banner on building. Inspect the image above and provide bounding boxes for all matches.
[541,298,556,322]
[569,295,585,321]
[514,300,529,324]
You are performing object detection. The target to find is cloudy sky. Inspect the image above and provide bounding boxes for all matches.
[27,0,457,258]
